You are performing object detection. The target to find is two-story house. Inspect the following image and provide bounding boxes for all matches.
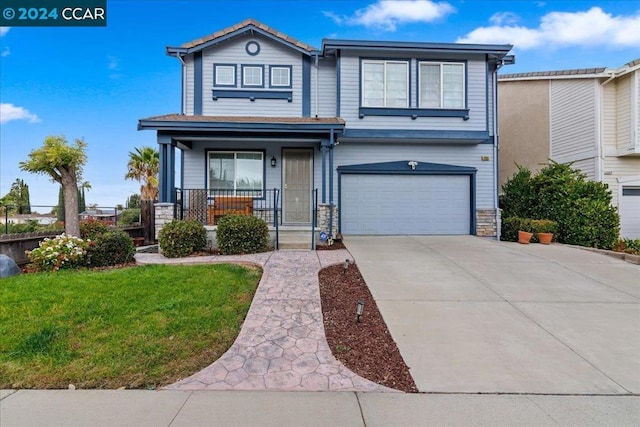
[139,19,513,245]
[499,59,640,239]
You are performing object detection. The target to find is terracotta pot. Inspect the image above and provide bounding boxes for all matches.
[537,232,553,245]
[518,230,533,244]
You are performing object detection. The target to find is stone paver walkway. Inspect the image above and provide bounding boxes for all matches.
[135,250,395,392]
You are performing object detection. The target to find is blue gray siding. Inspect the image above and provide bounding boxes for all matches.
[198,33,303,117]
[338,51,489,131]
[311,58,337,117]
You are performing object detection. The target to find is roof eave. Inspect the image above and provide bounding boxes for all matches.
[138,119,345,133]
[322,39,513,57]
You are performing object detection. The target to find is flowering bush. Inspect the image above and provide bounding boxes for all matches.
[27,234,88,272]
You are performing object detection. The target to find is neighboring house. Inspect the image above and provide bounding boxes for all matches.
[498,59,640,239]
[139,19,513,240]
[0,213,57,225]
[80,209,122,225]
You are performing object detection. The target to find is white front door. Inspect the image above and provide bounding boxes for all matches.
[282,149,313,224]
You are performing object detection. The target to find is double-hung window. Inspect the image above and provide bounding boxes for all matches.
[242,65,263,87]
[361,60,409,108]
[214,64,236,87]
[208,151,264,197]
[419,62,465,109]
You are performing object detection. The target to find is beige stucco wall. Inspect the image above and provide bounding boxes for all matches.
[498,80,550,190]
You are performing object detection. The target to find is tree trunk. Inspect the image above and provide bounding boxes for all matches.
[61,172,80,237]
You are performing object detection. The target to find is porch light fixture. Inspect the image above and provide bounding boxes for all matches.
[356,300,365,323]
[343,259,350,274]
[271,157,277,167]
[408,161,418,170]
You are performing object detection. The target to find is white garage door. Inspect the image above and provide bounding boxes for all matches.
[620,186,640,239]
[341,174,471,235]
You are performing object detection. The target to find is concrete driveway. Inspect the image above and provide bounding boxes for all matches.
[345,236,640,395]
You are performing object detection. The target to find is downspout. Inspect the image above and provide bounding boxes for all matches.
[314,53,319,117]
[493,61,501,240]
[328,130,334,238]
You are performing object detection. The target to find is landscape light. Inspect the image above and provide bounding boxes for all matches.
[356,300,365,323]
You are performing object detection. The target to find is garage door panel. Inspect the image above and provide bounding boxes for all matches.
[620,186,640,239]
[341,174,471,235]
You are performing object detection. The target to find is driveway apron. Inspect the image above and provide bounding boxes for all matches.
[136,250,394,392]
[345,236,640,395]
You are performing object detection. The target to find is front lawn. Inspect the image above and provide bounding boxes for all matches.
[0,264,261,389]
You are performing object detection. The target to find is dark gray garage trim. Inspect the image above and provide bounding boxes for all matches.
[337,160,477,235]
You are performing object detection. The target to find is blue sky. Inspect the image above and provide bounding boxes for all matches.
[1,0,639,209]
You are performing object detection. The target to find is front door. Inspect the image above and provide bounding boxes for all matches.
[283,148,313,224]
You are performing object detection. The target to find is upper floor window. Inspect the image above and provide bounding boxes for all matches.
[361,60,409,108]
[270,66,292,88]
[214,64,236,87]
[419,62,465,109]
[242,65,264,87]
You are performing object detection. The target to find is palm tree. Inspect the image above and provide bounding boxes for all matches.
[125,146,159,201]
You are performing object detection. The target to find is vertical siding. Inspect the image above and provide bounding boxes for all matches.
[338,51,488,131]
[184,56,194,115]
[311,58,337,117]
[550,79,598,162]
[201,34,302,117]
[616,74,632,148]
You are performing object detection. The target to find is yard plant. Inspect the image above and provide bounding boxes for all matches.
[158,219,208,258]
[0,264,261,389]
[216,214,269,255]
[501,162,619,248]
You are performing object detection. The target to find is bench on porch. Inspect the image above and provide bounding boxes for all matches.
[207,196,254,225]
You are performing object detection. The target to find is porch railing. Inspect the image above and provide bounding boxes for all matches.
[175,188,281,248]
[311,189,318,250]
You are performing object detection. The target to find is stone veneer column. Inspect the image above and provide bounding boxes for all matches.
[476,209,498,237]
[154,202,175,240]
[317,203,339,238]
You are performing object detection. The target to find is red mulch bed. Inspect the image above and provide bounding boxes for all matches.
[318,263,418,393]
[315,241,347,250]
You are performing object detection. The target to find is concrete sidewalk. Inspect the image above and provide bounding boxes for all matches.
[1,389,639,426]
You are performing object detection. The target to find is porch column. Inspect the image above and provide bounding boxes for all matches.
[158,133,176,203]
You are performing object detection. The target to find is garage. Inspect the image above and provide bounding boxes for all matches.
[620,186,640,239]
[338,161,476,235]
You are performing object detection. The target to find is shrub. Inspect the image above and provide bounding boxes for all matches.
[612,239,640,255]
[27,234,88,271]
[120,208,141,225]
[85,231,136,267]
[216,214,269,255]
[80,219,110,240]
[501,161,619,248]
[501,217,534,242]
[158,219,207,258]
[530,219,558,235]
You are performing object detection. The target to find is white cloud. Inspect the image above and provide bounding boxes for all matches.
[324,0,455,31]
[0,103,40,124]
[0,27,9,37]
[1,46,9,57]
[489,12,520,26]
[458,7,640,49]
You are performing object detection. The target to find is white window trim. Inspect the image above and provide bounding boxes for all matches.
[418,61,466,109]
[214,64,236,87]
[208,151,264,197]
[270,66,291,88]
[242,65,263,87]
[361,59,409,108]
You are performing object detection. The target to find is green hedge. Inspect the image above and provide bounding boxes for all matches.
[501,162,619,248]
[158,219,207,258]
[80,219,109,240]
[85,231,135,267]
[216,214,269,255]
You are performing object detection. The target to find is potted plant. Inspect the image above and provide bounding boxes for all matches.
[517,218,534,244]
[532,219,557,245]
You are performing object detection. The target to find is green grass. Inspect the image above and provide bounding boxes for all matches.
[0,264,261,389]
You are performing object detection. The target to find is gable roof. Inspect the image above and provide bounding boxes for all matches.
[322,39,513,58]
[167,18,317,56]
[499,58,640,82]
